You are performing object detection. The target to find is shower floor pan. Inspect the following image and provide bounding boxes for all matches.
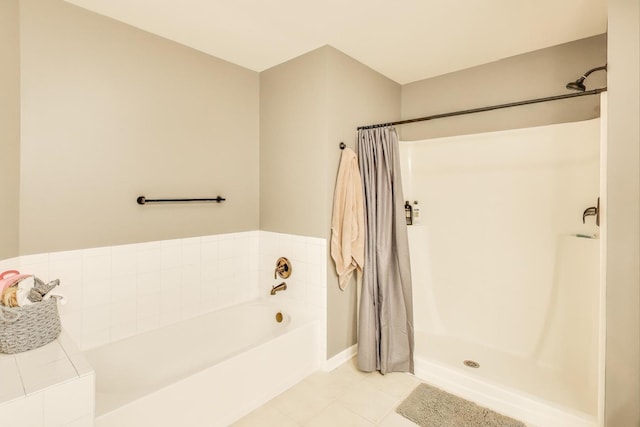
[413,332,597,427]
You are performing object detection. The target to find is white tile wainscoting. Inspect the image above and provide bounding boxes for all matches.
[0,231,326,427]
[0,231,327,352]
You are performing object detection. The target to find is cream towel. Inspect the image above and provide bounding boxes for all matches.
[331,148,365,290]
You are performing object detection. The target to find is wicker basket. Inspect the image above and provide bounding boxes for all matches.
[0,296,61,354]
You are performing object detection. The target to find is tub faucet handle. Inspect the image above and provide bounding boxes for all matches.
[274,257,292,279]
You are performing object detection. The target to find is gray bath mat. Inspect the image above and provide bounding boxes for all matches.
[396,383,526,427]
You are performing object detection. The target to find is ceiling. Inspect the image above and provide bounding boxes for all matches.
[63,0,607,84]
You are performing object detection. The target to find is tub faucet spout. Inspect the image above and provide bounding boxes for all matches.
[270,282,287,295]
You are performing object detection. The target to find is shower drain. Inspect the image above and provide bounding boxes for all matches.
[463,360,480,368]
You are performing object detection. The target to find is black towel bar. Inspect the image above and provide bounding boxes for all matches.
[137,196,226,205]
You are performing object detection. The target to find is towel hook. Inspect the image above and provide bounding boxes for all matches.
[339,142,346,150]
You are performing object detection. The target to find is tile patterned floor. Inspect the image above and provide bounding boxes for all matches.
[232,358,420,426]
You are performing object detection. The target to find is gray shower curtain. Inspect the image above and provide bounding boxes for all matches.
[357,127,414,374]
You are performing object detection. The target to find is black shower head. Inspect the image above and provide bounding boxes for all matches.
[566,65,607,92]
[566,77,587,92]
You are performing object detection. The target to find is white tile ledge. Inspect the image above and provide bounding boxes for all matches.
[0,329,94,406]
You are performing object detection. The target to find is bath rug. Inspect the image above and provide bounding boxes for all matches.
[396,383,526,427]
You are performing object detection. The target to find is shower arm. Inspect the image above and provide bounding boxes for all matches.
[566,65,607,92]
[580,65,607,81]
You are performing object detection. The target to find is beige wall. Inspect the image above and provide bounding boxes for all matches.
[401,34,607,141]
[260,46,400,357]
[0,0,20,260]
[325,48,401,358]
[260,48,330,239]
[605,1,640,425]
[18,0,259,255]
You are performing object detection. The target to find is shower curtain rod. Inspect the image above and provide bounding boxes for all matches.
[356,87,607,130]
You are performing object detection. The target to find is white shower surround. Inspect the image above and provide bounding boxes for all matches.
[400,118,604,427]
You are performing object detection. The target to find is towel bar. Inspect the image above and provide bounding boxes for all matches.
[137,196,226,205]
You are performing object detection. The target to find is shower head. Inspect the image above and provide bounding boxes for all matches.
[566,77,587,92]
[566,65,607,92]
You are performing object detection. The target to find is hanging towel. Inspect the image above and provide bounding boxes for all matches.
[331,148,365,290]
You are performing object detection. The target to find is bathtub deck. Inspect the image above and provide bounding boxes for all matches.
[0,331,95,427]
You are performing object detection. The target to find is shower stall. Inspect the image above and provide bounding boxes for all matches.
[399,117,605,427]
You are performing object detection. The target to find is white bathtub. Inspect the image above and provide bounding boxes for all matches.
[85,298,322,427]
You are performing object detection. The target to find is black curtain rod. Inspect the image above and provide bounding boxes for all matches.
[357,87,607,130]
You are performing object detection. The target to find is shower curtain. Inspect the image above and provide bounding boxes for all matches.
[357,127,414,374]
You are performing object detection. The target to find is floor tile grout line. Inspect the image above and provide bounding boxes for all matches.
[270,383,338,426]
[270,401,305,426]
[326,398,379,426]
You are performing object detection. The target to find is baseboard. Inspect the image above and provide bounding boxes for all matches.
[323,344,357,371]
